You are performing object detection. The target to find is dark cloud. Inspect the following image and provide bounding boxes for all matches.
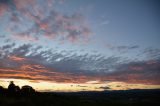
[102,59,160,84]
[77,85,87,87]
[142,48,160,59]
[105,43,139,52]
[98,86,111,90]
[116,85,121,87]
[0,0,12,4]
[1,43,15,50]
[0,44,160,84]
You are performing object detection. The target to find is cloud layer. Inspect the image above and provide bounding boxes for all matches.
[0,44,160,84]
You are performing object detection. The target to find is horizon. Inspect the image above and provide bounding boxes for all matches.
[1,78,160,92]
[0,0,160,92]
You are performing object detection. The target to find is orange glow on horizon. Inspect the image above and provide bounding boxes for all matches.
[0,78,160,92]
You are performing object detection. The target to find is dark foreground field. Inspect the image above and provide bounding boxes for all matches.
[0,89,160,106]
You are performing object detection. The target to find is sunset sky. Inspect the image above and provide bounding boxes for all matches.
[0,0,160,92]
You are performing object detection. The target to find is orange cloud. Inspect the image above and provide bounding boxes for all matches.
[9,56,27,62]
[0,64,96,84]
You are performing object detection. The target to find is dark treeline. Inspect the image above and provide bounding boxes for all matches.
[0,81,160,106]
[0,81,36,97]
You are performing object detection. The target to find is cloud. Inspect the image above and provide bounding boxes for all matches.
[142,48,160,59]
[0,44,160,84]
[0,44,97,83]
[0,4,7,16]
[100,20,110,26]
[102,59,160,84]
[0,0,16,16]
[0,35,6,38]
[0,0,91,43]
[105,43,139,52]
[77,85,87,87]
[12,35,39,42]
[1,43,15,50]
[9,56,27,62]
[98,86,111,90]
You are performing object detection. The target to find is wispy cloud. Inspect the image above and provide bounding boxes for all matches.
[105,43,139,52]
[100,20,110,26]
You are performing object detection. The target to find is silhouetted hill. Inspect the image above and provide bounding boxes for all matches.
[0,88,160,106]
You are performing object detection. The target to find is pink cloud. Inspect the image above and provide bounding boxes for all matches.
[1,0,91,43]
[13,35,38,42]
[0,4,7,17]
[129,66,143,71]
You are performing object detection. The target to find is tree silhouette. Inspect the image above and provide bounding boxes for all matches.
[21,85,35,94]
[0,85,4,91]
[7,81,22,96]
[8,81,16,95]
[0,85,6,95]
[0,81,36,97]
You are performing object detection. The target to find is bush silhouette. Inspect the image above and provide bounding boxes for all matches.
[21,85,35,95]
[15,86,20,92]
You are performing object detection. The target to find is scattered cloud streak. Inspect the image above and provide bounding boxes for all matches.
[105,43,139,52]
[0,44,160,84]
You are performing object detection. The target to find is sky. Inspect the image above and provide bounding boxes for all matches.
[0,0,160,92]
